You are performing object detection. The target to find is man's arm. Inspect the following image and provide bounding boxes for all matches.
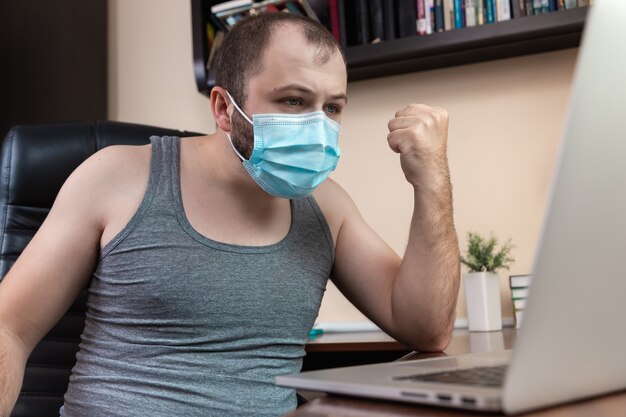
[0,146,138,416]
[0,327,29,417]
[317,104,459,352]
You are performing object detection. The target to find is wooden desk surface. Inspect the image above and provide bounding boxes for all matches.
[288,328,626,416]
[305,330,408,353]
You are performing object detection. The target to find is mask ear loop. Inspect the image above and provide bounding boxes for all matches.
[225,91,253,125]
[223,90,254,162]
[225,133,246,162]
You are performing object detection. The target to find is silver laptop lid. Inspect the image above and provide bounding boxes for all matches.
[503,0,626,413]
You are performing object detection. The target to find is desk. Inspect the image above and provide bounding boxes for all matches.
[306,330,407,353]
[303,331,411,372]
[288,329,626,416]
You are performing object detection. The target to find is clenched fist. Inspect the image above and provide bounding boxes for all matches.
[387,104,451,195]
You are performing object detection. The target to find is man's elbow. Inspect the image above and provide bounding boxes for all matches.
[404,325,453,353]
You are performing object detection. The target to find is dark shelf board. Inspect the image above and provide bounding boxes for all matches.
[346,7,588,81]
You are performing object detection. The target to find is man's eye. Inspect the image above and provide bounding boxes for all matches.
[325,104,341,114]
[285,98,302,106]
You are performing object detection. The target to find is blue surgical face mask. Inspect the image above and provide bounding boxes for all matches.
[225,91,341,199]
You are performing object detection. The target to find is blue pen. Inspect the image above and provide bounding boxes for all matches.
[308,328,324,338]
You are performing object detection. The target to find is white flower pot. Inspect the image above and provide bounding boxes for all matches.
[463,272,503,332]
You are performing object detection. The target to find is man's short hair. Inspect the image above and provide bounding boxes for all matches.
[213,12,346,108]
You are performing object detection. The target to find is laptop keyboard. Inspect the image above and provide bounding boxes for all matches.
[394,365,508,388]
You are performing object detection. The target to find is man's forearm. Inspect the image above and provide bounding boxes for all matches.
[391,182,460,352]
[0,328,28,417]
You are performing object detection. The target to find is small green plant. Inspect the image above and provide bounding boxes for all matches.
[461,232,514,273]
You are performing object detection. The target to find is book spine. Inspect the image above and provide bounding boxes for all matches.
[461,1,467,27]
[476,0,485,25]
[355,0,370,43]
[338,0,348,46]
[533,0,542,13]
[427,0,435,34]
[443,0,455,30]
[497,0,511,20]
[465,0,477,26]
[577,0,590,6]
[453,0,465,27]
[511,0,523,18]
[564,0,577,8]
[329,0,341,43]
[557,0,565,10]
[548,0,557,11]
[434,0,444,31]
[417,0,428,34]
[396,0,418,37]
[368,0,385,42]
[525,0,534,14]
[485,0,495,22]
[540,0,550,13]
[382,0,396,40]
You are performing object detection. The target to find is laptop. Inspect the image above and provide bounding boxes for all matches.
[275,0,626,413]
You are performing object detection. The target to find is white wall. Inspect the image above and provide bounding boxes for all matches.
[108,0,577,324]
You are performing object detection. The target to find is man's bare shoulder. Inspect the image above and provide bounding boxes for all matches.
[63,144,150,196]
[312,178,360,243]
[58,144,152,229]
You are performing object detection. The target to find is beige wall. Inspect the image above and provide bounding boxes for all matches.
[108,0,577,324]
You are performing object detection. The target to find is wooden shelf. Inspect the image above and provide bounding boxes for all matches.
[347,7,587,81]
[191,1,588,96]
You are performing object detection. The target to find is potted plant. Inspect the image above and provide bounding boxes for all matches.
[461,232,514,331]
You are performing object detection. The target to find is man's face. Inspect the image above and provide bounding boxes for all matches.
[230,24,348,159]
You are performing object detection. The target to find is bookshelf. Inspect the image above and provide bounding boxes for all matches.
[191,0,587,97]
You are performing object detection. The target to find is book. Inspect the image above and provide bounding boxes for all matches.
[355,0,370,44]
[578,0,590,5]
[549,0,557,11]
[434,0,444,32]
[511,0,526,18]
[338,0,349,46]
[368,0,385,43]
[307,0,331,28]
[510,274,532,288]
[417,0,428,34]
[511,287,530,299]
[382,0,396,40]
[564,0,577,8]
[205,30,225,88]
[426,0,435,34]
[465,0,477,27]
[476,0,485,25]
[460,0,466,26]
[525,0,534,14]
[497,0,511,20]
[540,0,550,13]
[485,0,496,22]
[510,274,532,329]
[443,0,455,30]
[206,30,224,72]
[396,0,417,37]
[454,0,465,27]
[329,0,342,43]
[343,0,359,45]
[212,0,320,31]
[211,0,253,14]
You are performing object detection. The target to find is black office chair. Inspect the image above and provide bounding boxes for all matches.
[0,121,204,417]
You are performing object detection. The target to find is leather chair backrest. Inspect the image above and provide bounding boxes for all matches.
[0,121,203,417]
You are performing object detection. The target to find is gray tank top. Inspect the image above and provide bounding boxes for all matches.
[60,136,334,417]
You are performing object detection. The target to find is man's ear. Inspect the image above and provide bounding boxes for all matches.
[210,86,232,133]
